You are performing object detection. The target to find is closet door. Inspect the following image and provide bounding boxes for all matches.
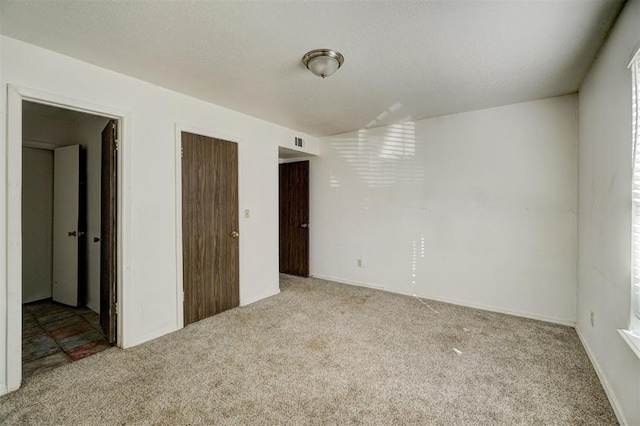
[52,145,80,306]
[182,131,239,325]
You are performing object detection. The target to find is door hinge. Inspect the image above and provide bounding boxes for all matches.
[182,291,185,302]
[181,145,184,158]
[115,140,119,152]
[113,302,118,316]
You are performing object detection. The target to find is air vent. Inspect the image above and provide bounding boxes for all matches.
[294,137,304,148]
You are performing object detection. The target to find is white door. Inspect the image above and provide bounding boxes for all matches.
[53,145,80,306]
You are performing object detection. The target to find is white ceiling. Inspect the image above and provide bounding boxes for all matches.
[0,1,623,137]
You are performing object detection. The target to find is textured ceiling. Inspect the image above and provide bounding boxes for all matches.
[0,1,623,137]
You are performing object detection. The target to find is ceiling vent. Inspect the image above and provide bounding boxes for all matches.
[294,137,304,148]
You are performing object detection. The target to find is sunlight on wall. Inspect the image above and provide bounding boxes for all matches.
[329,173,340,188]
[312,95,578,325]
[411,234,426,294]
[324,118,426,293]
[328,120,423,188]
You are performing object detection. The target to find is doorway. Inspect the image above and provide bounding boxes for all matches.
[279,160,310,277]
[181,131,240,326]
[20,101,118,378]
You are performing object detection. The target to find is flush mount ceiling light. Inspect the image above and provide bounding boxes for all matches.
[302,49,344,79]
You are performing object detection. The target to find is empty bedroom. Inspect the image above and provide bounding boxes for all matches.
[0,0,639,424]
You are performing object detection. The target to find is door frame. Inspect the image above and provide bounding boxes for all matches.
[5,85,131,392]
[174,123,244,330]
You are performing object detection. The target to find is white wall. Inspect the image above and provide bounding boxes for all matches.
[22,147,54,303]
[23,110,74,147]
[0,35,319,393]
[311,95,578,325]
[577,1,640,424]
[73,114,111,313]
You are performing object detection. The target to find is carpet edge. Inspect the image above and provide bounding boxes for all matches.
[310,273,576,326]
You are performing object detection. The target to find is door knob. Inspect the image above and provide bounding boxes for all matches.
[300,223,309,229]
[230,231,240,238]
[68,231,77,237]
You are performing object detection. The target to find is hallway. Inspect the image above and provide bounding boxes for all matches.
[22,300,111,378]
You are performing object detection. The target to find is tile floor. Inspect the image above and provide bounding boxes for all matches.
[22,299,112,378]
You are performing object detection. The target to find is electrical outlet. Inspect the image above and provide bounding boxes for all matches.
[590,311,595,327]
[357,258,362,268]
[244,209,250,219]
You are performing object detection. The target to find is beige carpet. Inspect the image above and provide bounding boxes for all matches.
[0,275,616,425]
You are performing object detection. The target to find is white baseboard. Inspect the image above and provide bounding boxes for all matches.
[309,274,575,327]
[408,292,576,327]
[125,325,179,348]
[0,383,7,397]
[125,289,280,348]
[309,274,385,290]
[241,288,280,307]
[576,326,627,426]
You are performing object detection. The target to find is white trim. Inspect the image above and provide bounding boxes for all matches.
[420,292,576,327]
[117,115,132,348]
[628,41,640,68]
[5,85,132,393]
[309,274,385,290]
[174,125,184,330]
[278,156,315,164]
[577,326,628,426]
[173,123,245,331]
[309,273,576,327]
[125,325,178,348]
[6,86,22,393]
[618,329,640,360]
[240,289,281,307]
[631,45,640,335]
[9,85,125,119]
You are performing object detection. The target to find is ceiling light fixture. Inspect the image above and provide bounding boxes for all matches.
[302,49,344,79]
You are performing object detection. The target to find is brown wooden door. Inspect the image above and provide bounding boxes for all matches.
[100,120,117,343]
[279,161,309,276]
[182,131,239,326]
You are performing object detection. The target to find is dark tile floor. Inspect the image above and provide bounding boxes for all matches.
[23,299,112,378]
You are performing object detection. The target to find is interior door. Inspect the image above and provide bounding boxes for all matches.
[279,160,309,276]
[100,120,117,343]
[182,131,240,326]
[52,145,80,306]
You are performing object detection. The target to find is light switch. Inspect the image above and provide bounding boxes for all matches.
[244,209,250,219]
